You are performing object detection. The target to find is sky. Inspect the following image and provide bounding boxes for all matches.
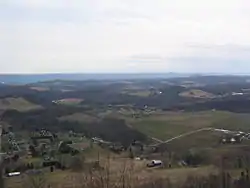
[0,0,250,74]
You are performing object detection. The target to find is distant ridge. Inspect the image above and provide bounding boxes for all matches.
[0,73,249,85]
[0,73,192,84]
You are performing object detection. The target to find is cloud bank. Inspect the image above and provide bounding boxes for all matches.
[1,0,250,73]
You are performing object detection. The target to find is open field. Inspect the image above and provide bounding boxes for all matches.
[179,89,215,98]
[58,110,250,151]
[121,110,250,152]
[29,86,50,91]
[121,89,152,97]
[53,98,84,105]
[126,111,250,141]
[0,97,42,111]
[59,110,250,144]
[5,159,219,188]
[60,89,74,92]
[5,140,250,188]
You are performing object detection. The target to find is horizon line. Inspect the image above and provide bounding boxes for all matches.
[0,72,250,75]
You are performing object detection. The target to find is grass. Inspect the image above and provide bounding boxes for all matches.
[0,97,42,112]
[123,110,250,150]
[127,111,232,140]
[60,110,250,148]
[58,109,250,152]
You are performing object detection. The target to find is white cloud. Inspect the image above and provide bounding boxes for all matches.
[0,0,250,73]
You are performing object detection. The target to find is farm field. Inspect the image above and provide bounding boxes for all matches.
[0,97,42,111]
[122,90,152,97]
[53,98,84,105]
[58,110,250,151]
[179,89,215,98]
[59,110,250,143]
[126,111,250,141]
[29,86,50,91]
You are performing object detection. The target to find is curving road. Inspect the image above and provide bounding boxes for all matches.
[163,127,213,144]
[150,127,244,146]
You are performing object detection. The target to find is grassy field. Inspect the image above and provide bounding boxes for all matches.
[126,111,250,140]
[59,109,250,154]
[0,97,42,111]
[122,110,250,152]
[60,110,250,144]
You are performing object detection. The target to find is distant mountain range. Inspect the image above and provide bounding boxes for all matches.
[0,73,193,84]
[0,73,249,85]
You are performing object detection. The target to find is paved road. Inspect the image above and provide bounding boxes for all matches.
[150,128,213,144]
[163,128,213,143]
[151,137,164,143]
[150,127,245,146]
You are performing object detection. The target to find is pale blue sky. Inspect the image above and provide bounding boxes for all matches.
[1,0,250,73]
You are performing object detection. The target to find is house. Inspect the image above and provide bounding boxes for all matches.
[221,135,242,144]
[30,129,55,145]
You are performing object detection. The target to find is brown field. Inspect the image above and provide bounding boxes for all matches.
[0,97,42,111]
[5,157,219,188]
[54,98,84,105]
[179,89,215,98]
[60,89,74,92]
[29,86,50,91]
[5,141,249,188]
